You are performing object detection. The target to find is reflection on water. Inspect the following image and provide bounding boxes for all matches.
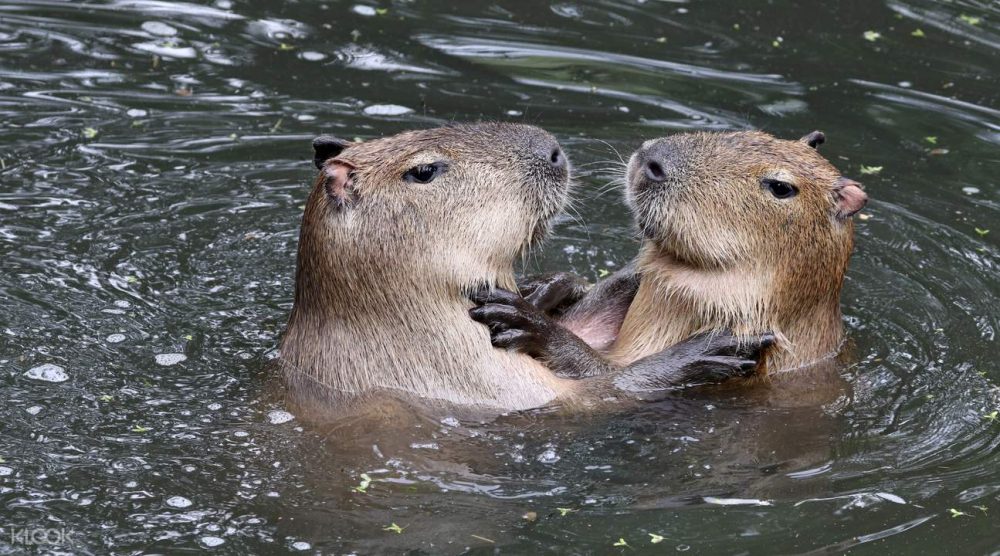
[1,0,998,553]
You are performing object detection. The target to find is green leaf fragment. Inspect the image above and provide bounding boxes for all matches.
[959,14,981,26]
[859,165,883,175]
[83,127,98,139]
[975,228,989,236]
[278,43,296,51]
[132,425,150,433]
[948,508,970,518]
[974,505,988,514]
[184,334,193,341]
[649,533,665,544]
[613,537,629,547]
[863,31,882,42]
[352,472,373,493]
[375,8,388,15]
[597,268,610,278]
[924,136,937,145]
[556,507,576,516]
[383,522,406,534]
[911,29,925,38]
[99,395,113,402]
[983,410,998,422]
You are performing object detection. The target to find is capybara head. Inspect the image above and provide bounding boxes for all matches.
[625,130,866,274]
[299,123,571,293]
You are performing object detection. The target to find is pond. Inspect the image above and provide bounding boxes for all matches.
[1,0,998,553]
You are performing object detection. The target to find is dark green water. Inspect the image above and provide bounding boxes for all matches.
[1,0,998,553]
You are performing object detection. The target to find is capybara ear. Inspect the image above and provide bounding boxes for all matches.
[833,177,867,219]
[800,130,826,149]
[313,136,352,169]
[323,161,357,211]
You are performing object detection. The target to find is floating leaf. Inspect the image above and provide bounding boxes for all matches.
[126,276,138,284]
[375,7,388,15]
[649,533,665,544]
[383,523,406,534]
[859,165,883,175]
[0,456,5,463]
[132,425,150,433]
[597,268,610,278]
[83,127,98,139]
[863,30,882,42]
[613,538,630,548]
[352,473,373,493]
[983,410,998,422]
[278,43,296,51]
[924,136,937,145]
[655,36,667,43]
[911,28,925,38]
[470,534,495,544]
[959,14,981,26]
[975,228,989,236]
[974,505,988,514]
[556,507,576,516]
[99,394,113,402]
[948,508,970,518]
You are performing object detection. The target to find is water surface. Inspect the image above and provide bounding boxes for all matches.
[1,0,999,553]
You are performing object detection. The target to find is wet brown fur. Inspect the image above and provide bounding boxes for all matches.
[611,131,863,374]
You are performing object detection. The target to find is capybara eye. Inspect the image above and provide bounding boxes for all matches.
[403,162,449,184]
[762,178,798,199]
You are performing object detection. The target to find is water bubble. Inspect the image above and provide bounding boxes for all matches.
[24,364,69,383]
[290,541,312,551]
[200,536,225,548]
[440,416,460,427]
[409,442,440,450]
[362,104,413,116]
[25,406,43,415]
[125,109,147,118]
[299,51,326,62]
[353,5,377,16]
[267,410,295,424]
[142,21,178,37]
[537,447,561,464]
[962,187,980,194]
[166,495,193,508]
[106,333,127,343]
[207,403,222,411]
[155,353,187,366]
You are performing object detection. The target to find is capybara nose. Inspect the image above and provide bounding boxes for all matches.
[640,141,677,183]
[531,136,568,171]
